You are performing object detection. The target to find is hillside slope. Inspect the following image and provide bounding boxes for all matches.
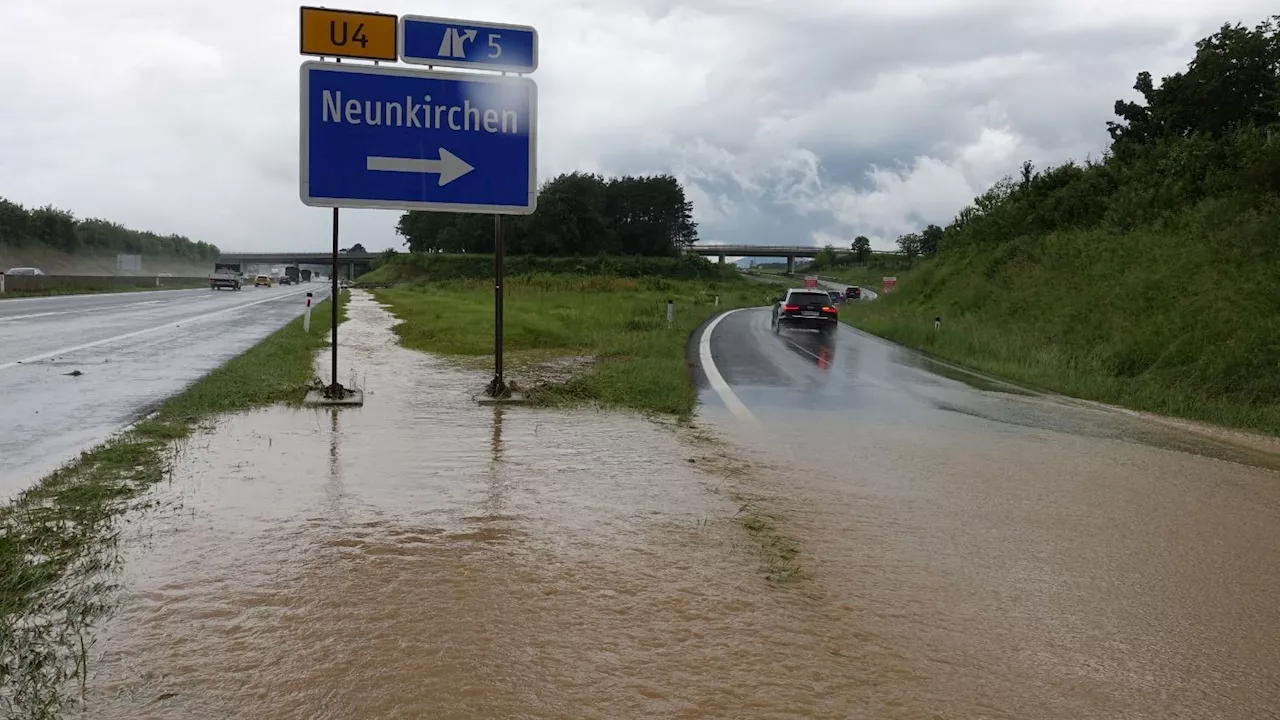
[848,197,1280,434]
[845,17,1280,436]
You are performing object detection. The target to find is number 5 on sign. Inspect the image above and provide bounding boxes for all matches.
[399,15,538,74]
[300,7,397,62]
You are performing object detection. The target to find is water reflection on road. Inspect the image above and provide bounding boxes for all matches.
[80,293,868,719]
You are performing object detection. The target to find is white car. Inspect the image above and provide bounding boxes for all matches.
[4,267,45,275]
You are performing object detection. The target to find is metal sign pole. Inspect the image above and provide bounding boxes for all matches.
[331,207,339,391]
[492,213,506,395]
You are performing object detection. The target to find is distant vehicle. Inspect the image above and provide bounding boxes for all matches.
[254,274,273,288]
[284,266,301,284]
[827,290,843,305]
[210,262,242,290]
[845,286,861,300]
[300,269,313,283]
[279,275,295,286]
[772,288,838,336]
[157,272,173,278]
[4,267,45,276]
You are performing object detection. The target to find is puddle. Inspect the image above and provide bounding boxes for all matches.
[71,292,885,719]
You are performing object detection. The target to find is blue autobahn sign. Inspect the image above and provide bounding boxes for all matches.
[399,15,538,74]
[299,61,537,214]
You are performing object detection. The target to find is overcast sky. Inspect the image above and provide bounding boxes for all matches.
[1,0,1273,253]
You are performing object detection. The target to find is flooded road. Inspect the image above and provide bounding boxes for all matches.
[41,293,1278,719]
[79,292,875,719]
[0,284,324,497]
[697,307,1280,718]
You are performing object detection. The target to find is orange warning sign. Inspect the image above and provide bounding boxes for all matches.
[300,7,397,62]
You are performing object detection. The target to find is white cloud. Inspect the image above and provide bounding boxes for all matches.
[0,0,1274,253]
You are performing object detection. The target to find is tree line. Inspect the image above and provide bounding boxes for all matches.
[886,15,1279,258]
[396,172,699,256]
[0,198,220,261]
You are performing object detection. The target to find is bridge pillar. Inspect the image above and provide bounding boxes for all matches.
[786,255,794,275]
[718,254,725,264]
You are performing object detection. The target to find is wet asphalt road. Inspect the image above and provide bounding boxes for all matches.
[696,303,1275,465]
[0,283,328,499]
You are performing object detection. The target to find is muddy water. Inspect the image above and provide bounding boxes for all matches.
[77,291,1280,719]
[709,392,1280,719]
[79,293,870,718]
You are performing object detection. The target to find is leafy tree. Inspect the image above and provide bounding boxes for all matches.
[896,232,923,257]
[852,235,872,262]
[347,243,368,253]
[0,197,219,260]
[396,172,700,257]
[1108,16,1279,145]
[919,224,944,255]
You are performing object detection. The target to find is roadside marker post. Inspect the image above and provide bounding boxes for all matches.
[304,292,313,333]
[667,299,674,327]
[299,7,538,401]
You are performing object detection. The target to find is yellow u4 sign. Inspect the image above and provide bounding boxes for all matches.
[300,7,397,62]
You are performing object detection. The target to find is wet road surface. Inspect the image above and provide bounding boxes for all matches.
[80,292,848,719]
[43,292,1280,719]
[696,306,1280,718]
[0,284,326,497]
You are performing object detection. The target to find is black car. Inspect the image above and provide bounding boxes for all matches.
[845,286,861,300]
[772,288,839,335]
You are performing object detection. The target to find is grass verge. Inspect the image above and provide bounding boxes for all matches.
[0,293,347,717]
[0,281,207,298]
[839,199,1280,436]
[372,273,776,418]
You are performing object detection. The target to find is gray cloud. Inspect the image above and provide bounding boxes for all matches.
[0,0,1274,253]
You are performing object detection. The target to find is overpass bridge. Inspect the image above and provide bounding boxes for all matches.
[217,251,377,279]
[687,244,824,273]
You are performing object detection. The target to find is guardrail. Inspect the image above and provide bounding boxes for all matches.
[0,275,209,295]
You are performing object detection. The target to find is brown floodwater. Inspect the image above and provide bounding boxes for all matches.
[75,291,1280,719]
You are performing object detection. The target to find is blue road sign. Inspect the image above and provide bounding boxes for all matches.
[399,15,538,74]
[299,61,537,214]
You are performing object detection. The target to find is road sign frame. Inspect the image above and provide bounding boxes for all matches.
[299,61,538,214]
[397,14,539,73]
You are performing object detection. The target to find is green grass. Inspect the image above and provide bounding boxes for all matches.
[358,252,741,283]
[372,273,775,418]
[0,281,207,298]
[0,293,348,718]
[841,197,1280,435]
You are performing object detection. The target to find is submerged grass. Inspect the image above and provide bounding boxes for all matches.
[0,293,347,718]
[372,273,776,418]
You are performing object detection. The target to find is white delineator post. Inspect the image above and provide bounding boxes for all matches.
[304,292,313,333]
[667,299,674,327]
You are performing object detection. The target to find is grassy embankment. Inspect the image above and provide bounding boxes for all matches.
[0,280,208,298]
[839,197,1280,436]
[372,272,773,418]
[357,252,742,284]
[0,245,212,277]
[0,294,347,715]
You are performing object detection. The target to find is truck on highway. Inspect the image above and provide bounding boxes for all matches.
[300,269,312,283]
[283,266,300,285]
[210,262,242,291]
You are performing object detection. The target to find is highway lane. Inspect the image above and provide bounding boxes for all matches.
[692,307,1280,719]
[0,283,330,499]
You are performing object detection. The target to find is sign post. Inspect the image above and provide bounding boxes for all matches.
[299,8,538,401]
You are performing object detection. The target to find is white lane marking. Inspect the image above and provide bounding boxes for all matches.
[0,311,71,323]
[0,287,207,305]
[0,287,316,372]
[698,309,758,423]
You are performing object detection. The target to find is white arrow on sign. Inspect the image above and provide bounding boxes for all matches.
[366,148,475,186]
